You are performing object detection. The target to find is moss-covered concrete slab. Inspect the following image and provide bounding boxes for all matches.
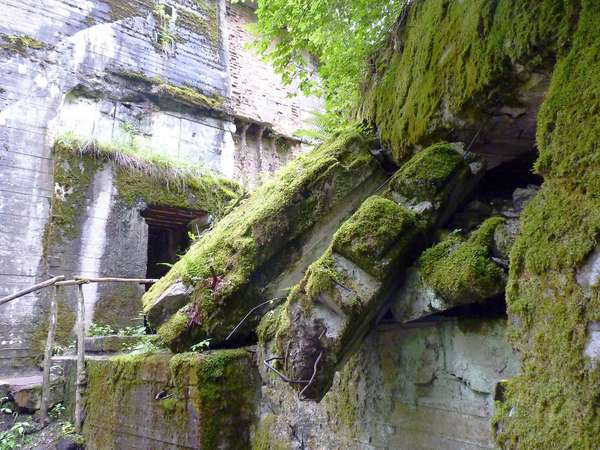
[144,131,386,351]
[393,218,507,322]
[359,0,577,164]
[261,143,482,400]
[84,349,259,450]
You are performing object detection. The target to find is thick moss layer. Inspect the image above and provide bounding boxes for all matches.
[144,131,380,350]
[333,196,420,280]
[493,1,600,447]
[84,350,259,449]
[29,300,76,366]
[418,217,505,304]
[54,134,242,220]
[359,0,578,163]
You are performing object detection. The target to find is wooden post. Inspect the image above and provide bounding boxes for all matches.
[74,284,86,433]
[40,285,59,423]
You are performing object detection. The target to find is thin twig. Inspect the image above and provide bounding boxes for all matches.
[263,358,310,385]
[284,340,292,372]
[225,297,286,341]
[299,351,323,400]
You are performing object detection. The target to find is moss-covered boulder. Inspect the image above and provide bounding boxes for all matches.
[393,218,507,322]
[144,131,386,351]
[261,143,482,400]
[84,350,259,450]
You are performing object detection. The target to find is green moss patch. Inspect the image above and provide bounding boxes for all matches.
[359,0,578,163]
[44,139,103,254]
[176,0,220,48]
[144,131,379,349]
[1,33,46,54]
[386,143,465,201]
[119,71,223,110]
[29,300,76,365]
[418,217,505,305]
[333,196,420,279]
[493,1,600,447]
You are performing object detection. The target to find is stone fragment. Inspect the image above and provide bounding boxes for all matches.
[576,246,600,292]
[145,280,193,328]
[262,143,483,400]
[84,335,151,353]
[492,218,520,261]
[391,268,451,322]
[3,374,64,413]
[584,322,600,367]
[512,184,539,212]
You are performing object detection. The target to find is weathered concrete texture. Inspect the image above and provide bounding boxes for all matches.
[0,0,318,375]
[265,144,482,400]
[84,350,260,450]
[258,318,519,450]
[45,161,149,332]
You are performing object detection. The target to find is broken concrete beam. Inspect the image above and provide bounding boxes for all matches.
[143,131,387,351]
[261,143,483,400]
[393,217,508,322]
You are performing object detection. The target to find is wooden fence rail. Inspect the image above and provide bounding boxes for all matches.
[0,275,157,431]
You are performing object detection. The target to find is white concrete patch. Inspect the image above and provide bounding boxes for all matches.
[584,322,600,367]
[577,246,600,291]
[79,167,113,329]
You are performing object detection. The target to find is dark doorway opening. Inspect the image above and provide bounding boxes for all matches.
[142,206,209,280]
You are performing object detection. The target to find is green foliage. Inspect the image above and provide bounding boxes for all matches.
[49,403,66,420]
[190,339,212,352]
[118,325,147,336]
[0,421,32,450]
[294,110,370,143]
[245,0,407,115]
[153,3,176,53]
[87,322,116,337]
[121,335,164,354]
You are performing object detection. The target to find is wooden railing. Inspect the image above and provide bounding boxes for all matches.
[0,276,157,431]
